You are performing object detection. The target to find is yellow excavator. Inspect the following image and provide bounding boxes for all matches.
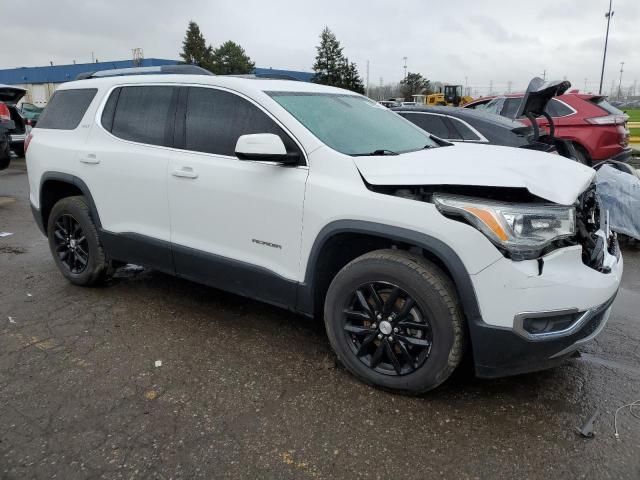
[412,85,473,107]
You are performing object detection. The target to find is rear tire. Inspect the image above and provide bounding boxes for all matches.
[47,196,110,286]
[0,140,9,170]
[324,250,465,394]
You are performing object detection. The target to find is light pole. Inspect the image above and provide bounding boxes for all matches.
[599,0,614,95]
[402,57,407,81]
[617,61,624,100]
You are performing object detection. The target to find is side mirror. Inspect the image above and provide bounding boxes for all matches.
[235,133,299,164]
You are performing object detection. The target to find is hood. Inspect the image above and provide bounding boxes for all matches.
[354,143,595,205]
[0,84,27,105]
[514,77,571,119]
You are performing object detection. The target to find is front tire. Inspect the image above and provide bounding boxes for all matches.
[324,250,465,394]
[47,196,110,286]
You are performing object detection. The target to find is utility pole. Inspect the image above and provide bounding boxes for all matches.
[366,60,370,98]
[91,51,95,63]
[599,0,614,94]
[617,61,624,100]
[379,77,383,101]
[541,69,546,81]
[507,81,512,93]
[584,78,588,92]
[402,57,407,81]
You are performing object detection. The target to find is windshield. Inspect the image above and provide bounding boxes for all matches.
[268,92,437,155]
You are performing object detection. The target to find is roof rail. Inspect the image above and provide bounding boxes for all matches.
[75,64,213,80]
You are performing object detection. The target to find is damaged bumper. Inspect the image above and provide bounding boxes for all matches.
[468,237,623,378]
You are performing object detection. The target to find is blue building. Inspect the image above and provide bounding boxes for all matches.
[0,58,313,106]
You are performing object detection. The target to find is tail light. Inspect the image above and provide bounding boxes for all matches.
[586,114,627,125]
[0,103,10,122]
[24,132,33,154]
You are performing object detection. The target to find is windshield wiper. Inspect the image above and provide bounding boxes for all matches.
[353,149,399,156]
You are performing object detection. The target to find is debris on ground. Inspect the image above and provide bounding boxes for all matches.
[0,232,14,237]
[7,316,16,324]
[154,360,162,368]
[575,409,598,438]
[614,399,640,440]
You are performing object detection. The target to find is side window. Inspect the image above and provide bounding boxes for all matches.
[448,117,482,141]
[36,89,97,130]
[501,98,521,118]
[546,99,573,117]
[184,87,300,157]
[109,86,177,147]
[400,113,451,139]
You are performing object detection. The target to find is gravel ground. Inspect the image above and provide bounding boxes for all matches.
[1,159,639,479]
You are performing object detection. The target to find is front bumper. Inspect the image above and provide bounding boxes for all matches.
[471,291,616,378]
[468,238,623,378]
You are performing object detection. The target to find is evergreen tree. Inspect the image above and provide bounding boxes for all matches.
[312,27,344,86]
[400,72,432,99]
[312,28,365,94]
[342,59,365,94]
[211,41,255,75]
[179,21,214,70]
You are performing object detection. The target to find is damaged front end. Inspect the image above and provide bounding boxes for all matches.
[370,182,619,270]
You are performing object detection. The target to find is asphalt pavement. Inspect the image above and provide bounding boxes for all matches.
[1,158,639,479]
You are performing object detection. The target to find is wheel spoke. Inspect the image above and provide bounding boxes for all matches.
[384,340,402,374]
[343,323,374,336]
[54,230,66,242]
[343,309,371,322]
[367,284,383,312]
[369,340,385,368]
[356,331,378,357]
[396,334,430,348]
[398,320,430,331]
[75,252,88,266]
[55,221,68,236]
[355,289,374,318]
[382,287,402,315]
[395,339,415,371]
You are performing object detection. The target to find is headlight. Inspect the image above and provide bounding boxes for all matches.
[433,194,575,260]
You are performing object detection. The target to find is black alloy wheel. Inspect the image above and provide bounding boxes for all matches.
[343,282,433,376]
[53,214,90,274]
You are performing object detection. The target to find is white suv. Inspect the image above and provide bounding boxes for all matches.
[26,66,622,393]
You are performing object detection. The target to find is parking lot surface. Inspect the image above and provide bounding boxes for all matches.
[1,159,639,479]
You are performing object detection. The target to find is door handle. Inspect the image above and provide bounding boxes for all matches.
[172,167,198,179]
[80,154,100,164]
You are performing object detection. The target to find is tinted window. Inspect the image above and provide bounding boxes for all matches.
[501,98,521,118]
[591,97,625,115]
[185,87,300,157]
[110,86,176,146]
[36,89,97,130]
[449,118,481,141]
[400,113,450,139]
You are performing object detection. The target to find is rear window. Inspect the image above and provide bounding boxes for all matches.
[546,99,574,117]
[591,97,625,116]
[448,118,482,141]
[36,89,97,130]
[400,112,451,138]
[106,86,177,147]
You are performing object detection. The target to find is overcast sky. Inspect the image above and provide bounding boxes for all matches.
[1,0,638,95]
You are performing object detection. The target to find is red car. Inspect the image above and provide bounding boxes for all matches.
[465,91,631,165]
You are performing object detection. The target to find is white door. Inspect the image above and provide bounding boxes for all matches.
[81,85,177,270]
[168,86,308,298]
